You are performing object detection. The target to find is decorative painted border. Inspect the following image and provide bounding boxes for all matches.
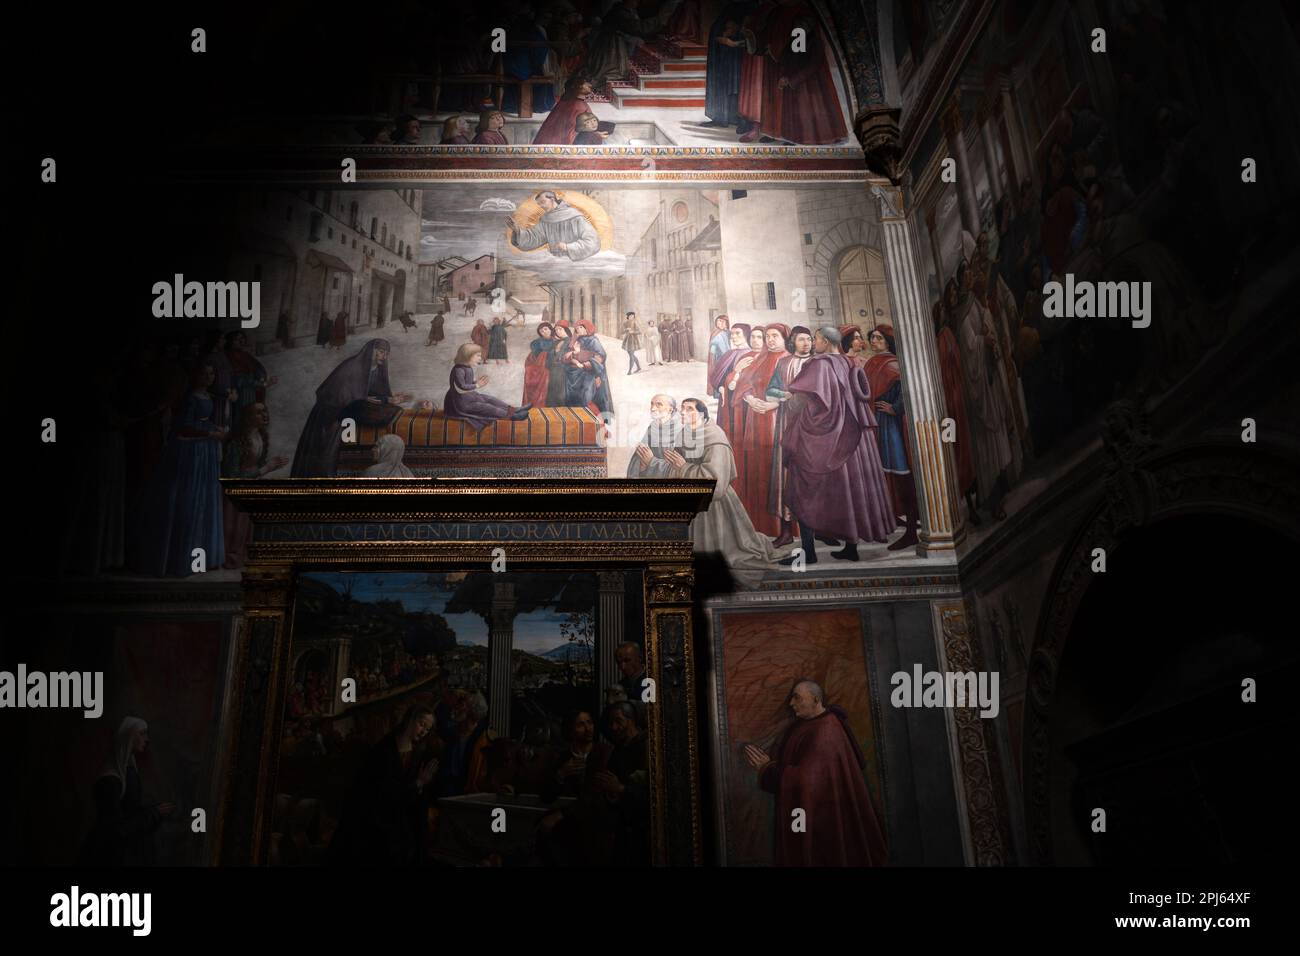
[701,572,962,607]
[175,167,872,185]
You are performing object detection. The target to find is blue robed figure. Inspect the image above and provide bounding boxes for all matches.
[704,1,757,126]
[501,14,556,115]
[128,364,225,577]
[563,321,612,412]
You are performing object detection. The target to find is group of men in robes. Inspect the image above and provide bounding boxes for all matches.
[520,319,613,412]
[433,0,846,147]
[652,314,696,363]
[932,226,1034,526]
[693,319,914,564]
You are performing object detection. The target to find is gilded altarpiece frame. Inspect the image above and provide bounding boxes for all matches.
[215,478,711,866]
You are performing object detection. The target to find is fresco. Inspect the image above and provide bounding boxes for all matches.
[352,1,859,149]
[105,181,927,578]
[271,571,647,867]
[3,621,230,866]
[906,0,1292,529]
[712,607,888,865]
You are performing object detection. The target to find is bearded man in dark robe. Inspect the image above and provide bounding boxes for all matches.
[291,339,416,477]
[744,680,887,866]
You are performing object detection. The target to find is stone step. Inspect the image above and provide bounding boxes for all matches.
[641,75,706,90]
[611,87,707,109]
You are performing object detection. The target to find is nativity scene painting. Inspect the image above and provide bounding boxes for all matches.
[273,570,648,867]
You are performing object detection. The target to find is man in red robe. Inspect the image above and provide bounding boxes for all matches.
[732,323,787,536]
[754,0,848,145]
[744,680,888,866]
[736,1,778,140]
[471,318,490,352]
[709,322,751,401]
[719,324,765,447]
[863,324,919,550]
[532,74,595,145]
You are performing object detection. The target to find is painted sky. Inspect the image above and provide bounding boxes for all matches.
[304,572,587,656]
[417,184,665,275]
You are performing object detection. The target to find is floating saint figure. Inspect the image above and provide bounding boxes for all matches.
[507,190,602,262]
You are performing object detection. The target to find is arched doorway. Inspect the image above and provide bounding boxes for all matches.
[1044,514,1294,865]
[835,246,892,327]
[1023,438,1300,864]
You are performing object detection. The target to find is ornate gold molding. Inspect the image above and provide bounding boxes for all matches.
[938,602,1009,866]
[647,565,694,605]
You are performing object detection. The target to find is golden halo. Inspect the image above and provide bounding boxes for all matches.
[504,190,614,253]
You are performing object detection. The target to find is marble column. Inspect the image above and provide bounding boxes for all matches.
[940,97,981,238]
[871,181,964,553]
[1000,78,1030,191]
[597,570,625,706]
[488,581,516,737]
[978,93,1003,204]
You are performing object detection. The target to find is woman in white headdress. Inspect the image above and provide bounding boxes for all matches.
[363,434,415,478]
[79,716,176,865]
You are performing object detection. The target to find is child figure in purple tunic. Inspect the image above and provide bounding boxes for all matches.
[443,343,532,431]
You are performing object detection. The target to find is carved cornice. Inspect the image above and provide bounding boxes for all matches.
[856,105,904,184]
[244,542,695,565]
[703,571,961,607]
[223,477,714,516]
[17,578,244,614]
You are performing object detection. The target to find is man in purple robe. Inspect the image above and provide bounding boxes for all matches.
[778,325,895,564]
